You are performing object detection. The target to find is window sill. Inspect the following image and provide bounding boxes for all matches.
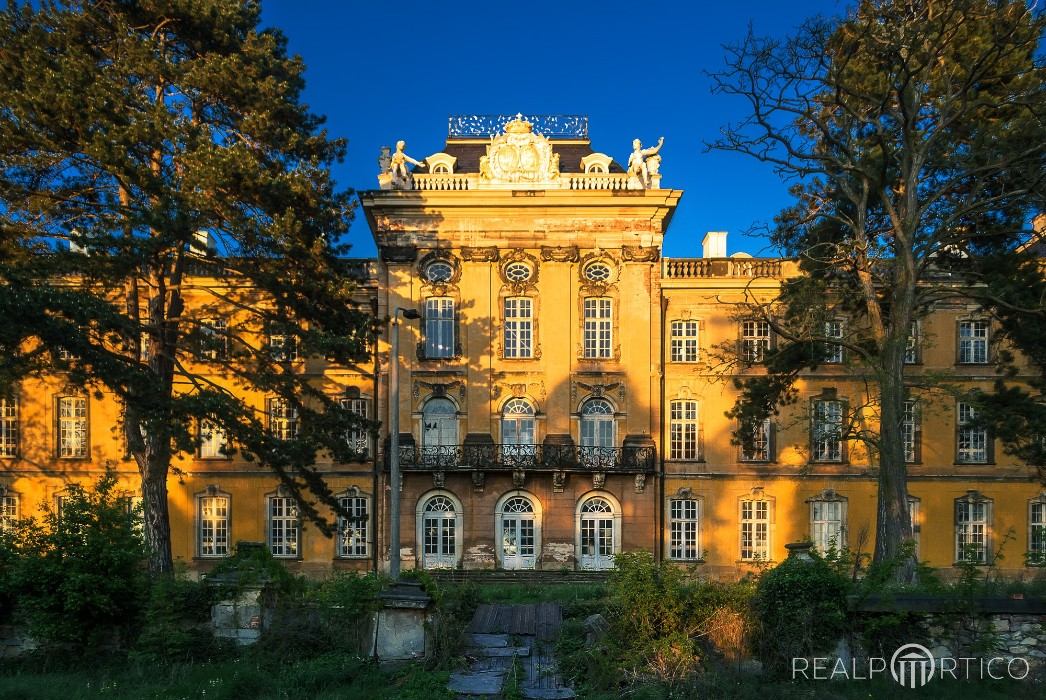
[954,461,993,466]
[667,558,705,564]
[335,555,371,561]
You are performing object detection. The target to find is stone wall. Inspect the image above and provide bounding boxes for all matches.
[921,613,1046,668]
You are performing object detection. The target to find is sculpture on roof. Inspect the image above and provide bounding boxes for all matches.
[378,140,427,190]
[627,136,664,189]
[477,114,560,188]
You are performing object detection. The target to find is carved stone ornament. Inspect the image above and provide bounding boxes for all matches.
[540,245,580,263]
[472,470,486,491]
[676,487,693,499]
[552,471,566,493]
[634,473,646,494]
[512,469,526,488]
[478,115,561,188]
[461,246,499,262]
[592,472,606,489]
[432,471,446,489]
[621,245,660,263]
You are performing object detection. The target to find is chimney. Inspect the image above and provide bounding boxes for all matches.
[191,229,213,257]
[702,231,727,258]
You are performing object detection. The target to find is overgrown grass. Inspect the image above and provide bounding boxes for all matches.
[0,653,453,700]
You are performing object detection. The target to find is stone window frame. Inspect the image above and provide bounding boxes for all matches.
[574,490,622,569]
[902,399,922,464]
[739,319,773,364]
[807,489,848,552]
[908,495,921,558]
[668,399,701,461]
[415,489,464,570]
[196,485,231,558]
[55,392,89,460]
[1028,493,1046,566]
[267,396,299,441]
[667,493,702,561]
[576,254,622,363]
[738,417,774,463]
[0,395,18,459]
[494,489,543,570]
[956,318,991,365]
[823,319,845,364]
[0,487,19,532]
[669,319,701,363]
[955,491,992,565]
[336,486,372,559]
[956,400,992,464]
[738,488,775,563]
[266,486,301,559]
[810,390,848,464]
[339,391,372,460]
[197,417,230,460]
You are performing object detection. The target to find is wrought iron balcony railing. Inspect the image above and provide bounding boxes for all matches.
[394,444,655,473]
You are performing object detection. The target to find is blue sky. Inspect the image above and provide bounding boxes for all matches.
[260,0,847,259]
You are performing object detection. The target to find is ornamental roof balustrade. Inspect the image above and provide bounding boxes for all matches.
[661,257,784,279]
[448,114,588,139]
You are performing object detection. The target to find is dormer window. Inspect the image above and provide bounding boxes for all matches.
[432,164,450,174]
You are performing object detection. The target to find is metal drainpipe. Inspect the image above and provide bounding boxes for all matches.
[370,295,380,576]
[658,295,669,563]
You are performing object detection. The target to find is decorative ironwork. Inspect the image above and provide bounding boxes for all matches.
[395,444,655,473]
[448,114,588,139]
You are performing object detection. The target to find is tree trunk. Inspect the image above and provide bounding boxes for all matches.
[873,341,917,583]
[140,462,174,575]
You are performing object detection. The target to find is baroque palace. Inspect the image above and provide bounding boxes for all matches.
[2,114,1044,578]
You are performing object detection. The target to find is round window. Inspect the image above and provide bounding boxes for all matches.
[425,261,453,283]
[583,262,612,282]
[504,262,532,283]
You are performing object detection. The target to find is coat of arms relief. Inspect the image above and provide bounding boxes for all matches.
[478,115,560,188]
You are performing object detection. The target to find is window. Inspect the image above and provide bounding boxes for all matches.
[0,493,18,531]
[199,419,228,459]
[198,493,230,557]
[908,496,921,557]
[583,262,612,282]
[57,395,88,458]
[340,397,370,458]
[338,492,369,558]
[424,261,454,283]
[812,399,844,462]
[905,321,920,364]
[957,401,988,463]
[431,163,449,174]
[823,321,843,364]
[0,398,17,458]
[501,398,536,461]
[1030,497,1046,566]
[902,400,919,463]
[669,498,700,561]
[739,418,772,462]
[955,494,990,563]
[958,320,989,364]
[810,497,846,552]
[198,318,228,361]
[741,320,771,363]
[580,398,615,448]
[268,398,298,441]
[669,400,699,460]
[269,332,298,362]
[583,298,612,359]
[740,499,770,561]
[268,494,299,558]
[424,298,455,359]
[670,320,699,362]
[504,298,533,358]
[419,494,459,569]
[504,262,532,282]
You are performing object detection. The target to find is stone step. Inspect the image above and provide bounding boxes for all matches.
[521,688,576,700]
[467,645,531,657]
[467,633,510,648]
[448,670,506,697]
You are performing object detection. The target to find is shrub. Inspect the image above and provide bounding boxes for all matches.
[131,574,227,664]
[0,469,147,655]
[751,554,851,676]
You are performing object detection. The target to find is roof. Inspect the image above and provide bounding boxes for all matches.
[441,140,625,174]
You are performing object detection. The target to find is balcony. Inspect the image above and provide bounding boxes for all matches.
[395,444,655,473]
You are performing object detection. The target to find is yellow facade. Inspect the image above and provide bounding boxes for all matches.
[1,114,1042,577]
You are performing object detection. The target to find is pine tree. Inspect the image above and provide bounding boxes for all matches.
[0,0,373,574]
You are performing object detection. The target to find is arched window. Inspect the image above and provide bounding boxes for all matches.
[576,494,620,570]
[580,398,615,469]
[496,492,541,570]
[501,398,536,463]
[417,492,462,569]
[432,163,450,174]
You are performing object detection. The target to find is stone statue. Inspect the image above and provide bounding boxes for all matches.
[389,140,424,182]
[627,136,664,188]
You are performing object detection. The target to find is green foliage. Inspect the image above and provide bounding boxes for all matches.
[207,542,302,599]
[130,575,227,665]
[751,555,850,676]
[0,470,147,655]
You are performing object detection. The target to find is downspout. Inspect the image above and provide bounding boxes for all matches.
[371,294,380,576]
[658,295,669,564]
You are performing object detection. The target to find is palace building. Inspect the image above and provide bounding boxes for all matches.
[2,114,1044,578]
